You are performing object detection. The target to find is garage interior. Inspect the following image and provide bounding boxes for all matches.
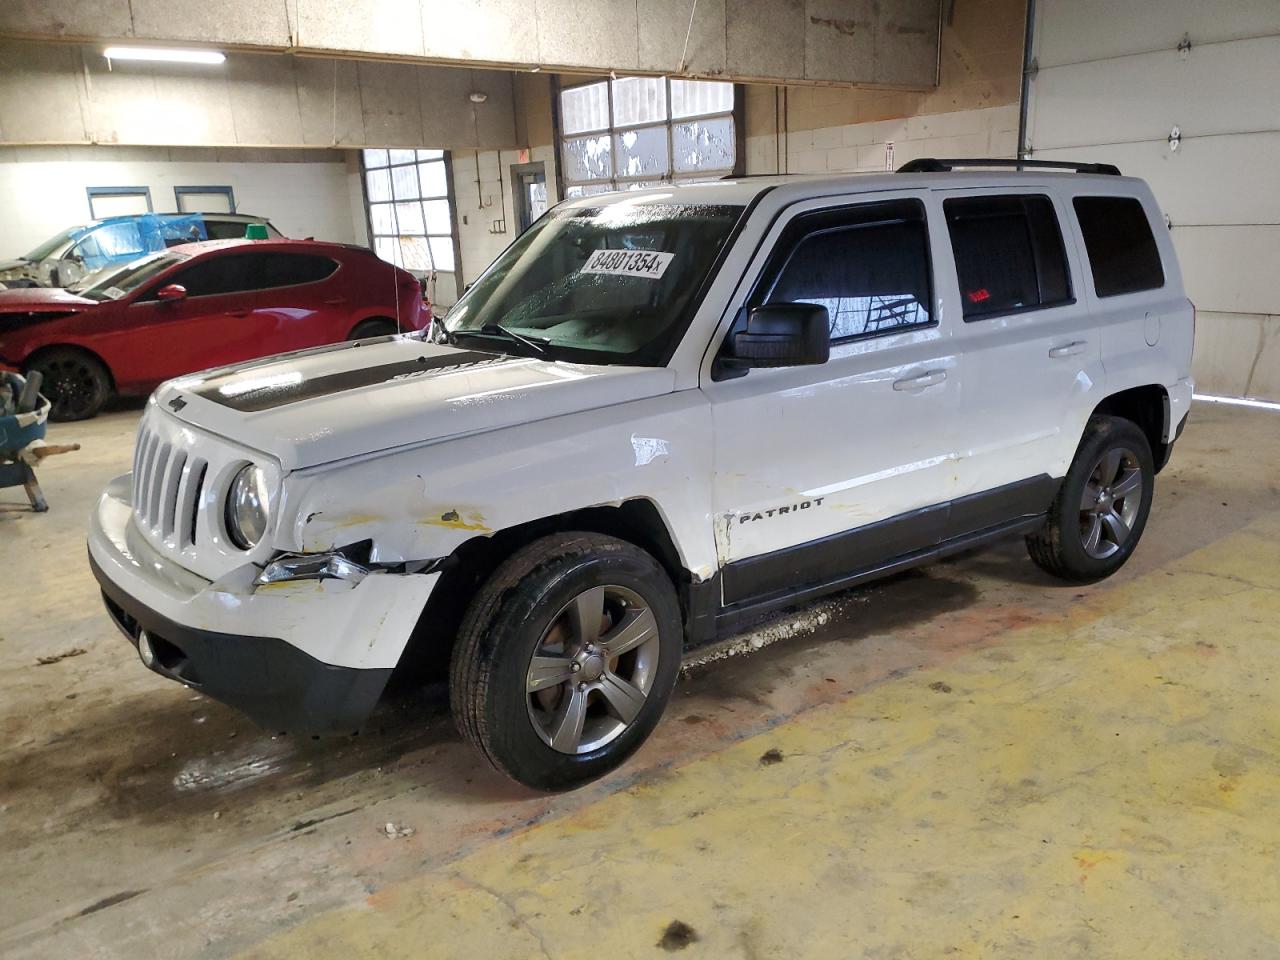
[2,1,1278,958]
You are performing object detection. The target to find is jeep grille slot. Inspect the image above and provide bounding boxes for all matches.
[179,459,207,548]
[146,441,173,528]
[132,428,157,513]
[160,450,188,538]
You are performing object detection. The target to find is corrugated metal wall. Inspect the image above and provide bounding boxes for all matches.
[1026,0,1280,400]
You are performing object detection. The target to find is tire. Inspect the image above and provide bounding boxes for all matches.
[26,348,111,421]
[450,532,683,791]
[1026,415,1155,583]
[347,318,399,340]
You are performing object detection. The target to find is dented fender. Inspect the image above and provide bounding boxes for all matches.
[275,389,720,578]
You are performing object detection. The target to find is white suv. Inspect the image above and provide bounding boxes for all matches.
[89,160,1194,790]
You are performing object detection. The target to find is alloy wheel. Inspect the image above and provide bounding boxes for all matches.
[36,357,99,420]
[1079,446,1143,559]
[525,584,661,755]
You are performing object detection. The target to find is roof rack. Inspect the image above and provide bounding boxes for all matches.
[897,157,1122,176]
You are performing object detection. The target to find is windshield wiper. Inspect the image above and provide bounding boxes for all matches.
[454,323,549,356]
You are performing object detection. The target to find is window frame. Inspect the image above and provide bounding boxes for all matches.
[557,76,739,196]
[942,192,1076,323]
[746,198,938,347]
[86,186,153,220]
[173,185,237,214]
[1071,194,1166,299]
[359,148,459,279]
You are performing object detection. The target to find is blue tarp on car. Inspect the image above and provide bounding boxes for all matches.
[70,213,210,272]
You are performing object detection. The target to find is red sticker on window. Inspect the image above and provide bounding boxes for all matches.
[967,288,991,303]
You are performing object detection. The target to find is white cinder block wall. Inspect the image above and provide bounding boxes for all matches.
[746,104,1020,176]
[744,0,1025,177]
[450,144,559,293]
[1027,0,1280,401]
[0,146,359,256]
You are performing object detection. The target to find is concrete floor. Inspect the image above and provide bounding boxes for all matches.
[2,400,1279,959]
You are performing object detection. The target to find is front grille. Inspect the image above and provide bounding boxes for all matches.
[132,422,207,549]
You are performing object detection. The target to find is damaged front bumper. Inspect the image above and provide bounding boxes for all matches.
[88,473,439,734]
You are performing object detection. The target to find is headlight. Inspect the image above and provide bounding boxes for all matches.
[225,463,270,550]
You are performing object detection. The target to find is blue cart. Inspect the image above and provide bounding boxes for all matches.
[1,371,77,512]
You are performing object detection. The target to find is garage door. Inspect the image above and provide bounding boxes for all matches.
[1025,0,1280,400]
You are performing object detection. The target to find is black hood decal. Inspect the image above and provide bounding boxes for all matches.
[190,349,508,412]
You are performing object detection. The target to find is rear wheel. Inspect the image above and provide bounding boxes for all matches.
[449,532,682,791]
[1026,415,1154,582]
[347,318,399,340]
[26,348,111,421]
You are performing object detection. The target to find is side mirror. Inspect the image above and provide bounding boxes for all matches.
[722,303,830,369]
[155,283,187,302]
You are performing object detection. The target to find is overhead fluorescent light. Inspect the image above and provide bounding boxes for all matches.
[103,46,226,65]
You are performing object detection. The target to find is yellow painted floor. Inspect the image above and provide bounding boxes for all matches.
[3,400,1279,959]
[240,511,1280,959]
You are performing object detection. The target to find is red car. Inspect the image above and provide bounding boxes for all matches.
[0,239,427,420]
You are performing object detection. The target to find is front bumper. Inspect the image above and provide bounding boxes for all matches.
[88,473,439,734]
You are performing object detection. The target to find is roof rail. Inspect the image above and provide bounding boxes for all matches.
[897,157,1122,176]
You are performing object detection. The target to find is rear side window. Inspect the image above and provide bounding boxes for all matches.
[258,254,338,288]
[763,199,933,341]
[943,195,1071,320]
[204,221,251,241]
[1072,196,1165,297]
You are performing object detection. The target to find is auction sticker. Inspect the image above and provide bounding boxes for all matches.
[581,248,674,279]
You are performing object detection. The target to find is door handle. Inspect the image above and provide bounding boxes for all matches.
[227,310,250,318]
[1049,340,1088,358]
[323,296,348,305]
[892,369,947,391]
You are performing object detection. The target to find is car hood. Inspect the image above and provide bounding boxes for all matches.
[158,336,677,471]
[0,287,96,312]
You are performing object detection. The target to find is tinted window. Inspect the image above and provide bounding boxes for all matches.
[763,200,932,341]
[204,221,249,241]
[259,253,338,288]
[944,195,1070,319]
[1073,196,1165,297]
[167,255,260,298]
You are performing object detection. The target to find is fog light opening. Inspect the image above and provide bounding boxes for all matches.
[138,630,157,668]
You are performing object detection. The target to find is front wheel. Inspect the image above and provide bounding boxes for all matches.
[27,348,111,421]
[449,532,683,791]
[1026,415,1155,582]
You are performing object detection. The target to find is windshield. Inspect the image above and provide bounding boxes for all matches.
[445,201,744,365]
[79,252,188,301]
[21,227,80,263]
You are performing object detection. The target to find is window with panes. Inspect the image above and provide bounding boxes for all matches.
[361,149,456,274]
[559,77,736,196]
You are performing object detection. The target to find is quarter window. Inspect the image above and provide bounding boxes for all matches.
[944,195,1071,320]
[762,200,933,342]
[1072,196,1165,297]
[258,253,338,288]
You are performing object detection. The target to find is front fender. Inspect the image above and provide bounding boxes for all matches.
[276,390,719,581]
